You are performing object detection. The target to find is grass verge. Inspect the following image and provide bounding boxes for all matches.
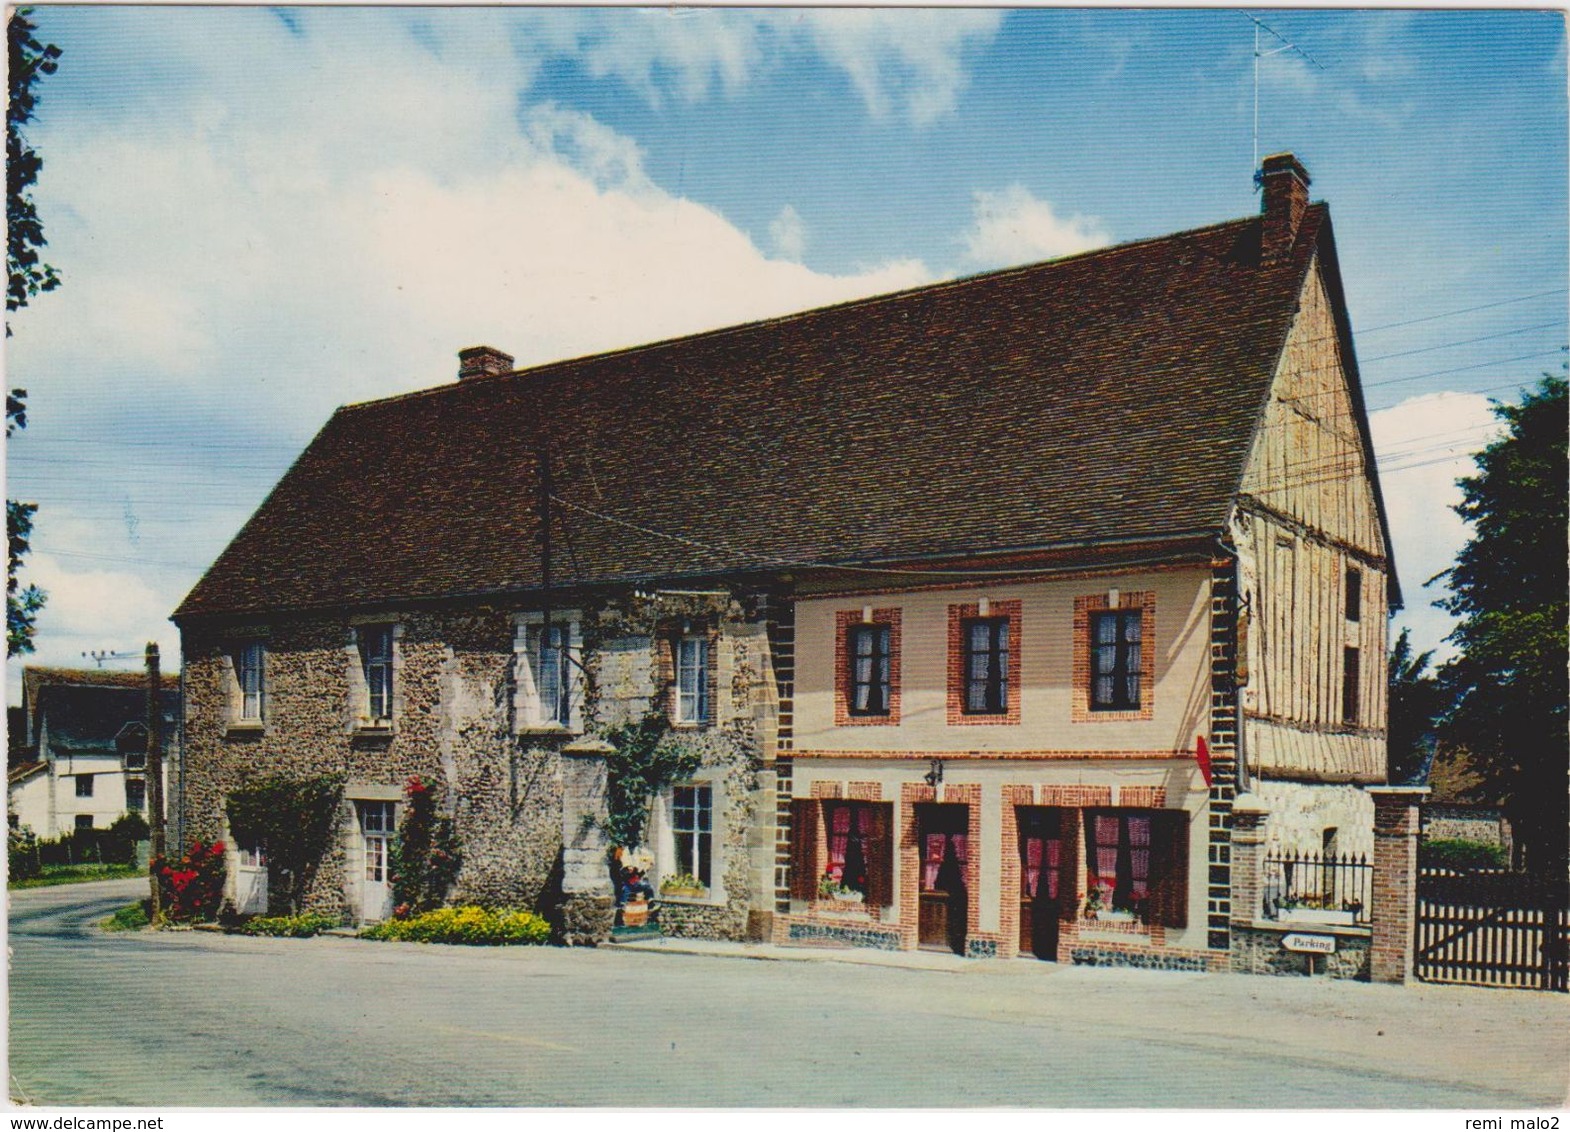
[101,900,152,932]
[10,863,142,890]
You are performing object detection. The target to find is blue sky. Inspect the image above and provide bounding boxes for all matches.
[4,6,1566,694]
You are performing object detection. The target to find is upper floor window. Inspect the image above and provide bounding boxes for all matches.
[359,625,394,725]
[835,608,902,727]
[848,623,892,716]
[75,774,94,798]
[125,778,146,813]
[1345,567,1362,622]
[536,623,573,728]
[236,641,265,722]
[1091,609,1143,712]
[117,722,148,770]
[962,616,1010,715]
[1342,646,1360,726]
[513,613,581,732]
[676,636,709,725]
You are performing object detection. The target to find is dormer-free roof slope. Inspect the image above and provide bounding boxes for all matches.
[176,199,1374,622]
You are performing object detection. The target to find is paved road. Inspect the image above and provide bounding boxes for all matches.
[8,879,1569,1108]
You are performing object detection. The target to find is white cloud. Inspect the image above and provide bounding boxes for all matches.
[4,10,947,693]
[769,204,807,262]
[962,185,1111,269]
[799,10,1005,126]
[1369,390,1505,660]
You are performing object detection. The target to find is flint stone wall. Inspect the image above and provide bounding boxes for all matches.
[180,590,778,937]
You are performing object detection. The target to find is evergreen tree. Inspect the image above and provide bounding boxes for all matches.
[1436,374,1568,872]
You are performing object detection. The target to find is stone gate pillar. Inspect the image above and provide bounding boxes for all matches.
[1229,796,1271,927]
[558,737,616,946]
[1368,786,1429,984]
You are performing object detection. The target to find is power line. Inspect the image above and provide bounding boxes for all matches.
[1355,287,1569,336]
[1360,321,1565,364]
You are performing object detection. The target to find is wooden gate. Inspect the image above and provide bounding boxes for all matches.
[1415,868,1569,992]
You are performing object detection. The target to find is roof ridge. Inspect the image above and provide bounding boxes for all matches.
[339,209,1272,415]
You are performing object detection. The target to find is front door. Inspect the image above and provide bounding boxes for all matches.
[235,844,269,915]
[358,801,396,922]
[1018,807,1064,960]
[916,804,969,954]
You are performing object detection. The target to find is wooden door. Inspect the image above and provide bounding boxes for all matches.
[1018,807,1064,960]
[916,804,969,954]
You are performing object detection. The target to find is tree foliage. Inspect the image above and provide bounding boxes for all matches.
[1436,374,1568,872]
[6,388,45,656]
[1387,628,1447,786]
[7,8,62,326]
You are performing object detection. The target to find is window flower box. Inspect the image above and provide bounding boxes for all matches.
[1278,907,1357,927]
[659,872,708,900]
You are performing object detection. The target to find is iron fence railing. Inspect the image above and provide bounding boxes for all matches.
[1263,849,1372,925]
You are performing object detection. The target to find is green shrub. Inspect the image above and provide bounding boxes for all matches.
[9,827,41,880]
[239,912,340,937]
[360,905,551,946]
[1420,838,1509,869]
[102,900,151,932]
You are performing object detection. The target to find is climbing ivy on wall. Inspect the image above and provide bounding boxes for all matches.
[389,774,461,918]
[600,713,705,850]
[225,773,345,915]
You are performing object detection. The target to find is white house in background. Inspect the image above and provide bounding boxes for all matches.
[7,667,178,838]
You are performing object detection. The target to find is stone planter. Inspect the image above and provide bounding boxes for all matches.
[661,886,707,900]
[1278,907,1357,926]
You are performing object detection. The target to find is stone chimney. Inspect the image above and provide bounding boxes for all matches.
[1260,152,1311,263]
[457,345,514,382]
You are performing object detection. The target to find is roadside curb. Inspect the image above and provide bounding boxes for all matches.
[602,935,984,974]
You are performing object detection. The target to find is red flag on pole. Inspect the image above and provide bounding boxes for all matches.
[1195,735,1213,787]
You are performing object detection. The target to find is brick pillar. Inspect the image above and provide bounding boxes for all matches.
[1229,797,1270,928]
[558,737,616,946]
[1368,786,1429,984]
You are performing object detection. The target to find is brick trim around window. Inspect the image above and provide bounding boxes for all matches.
[946,600,1022,726]
[1072,591,1156,722]
[658,623,721,728]
[833,608,902,726]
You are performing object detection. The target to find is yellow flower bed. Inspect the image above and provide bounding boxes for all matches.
[360,905,550,945]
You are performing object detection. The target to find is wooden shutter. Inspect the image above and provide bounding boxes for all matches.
[789,799,820,902]
[1154,812,1189,928]
[866,803,894,908]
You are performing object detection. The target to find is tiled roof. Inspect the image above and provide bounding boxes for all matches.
[22,667,177,710]
[177,205,1340,621]
[34,684,179,753]
[8,760,45,786]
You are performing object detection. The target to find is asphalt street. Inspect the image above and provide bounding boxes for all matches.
[7,878,1569,1108]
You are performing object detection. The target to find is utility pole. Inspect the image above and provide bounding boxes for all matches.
[145,642,166,923]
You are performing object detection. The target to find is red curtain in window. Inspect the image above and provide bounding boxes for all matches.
[827,804,851,880]
[923,833,945,890]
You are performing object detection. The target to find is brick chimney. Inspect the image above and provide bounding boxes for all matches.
[1260,152,1310,263]
[457,345,514,382]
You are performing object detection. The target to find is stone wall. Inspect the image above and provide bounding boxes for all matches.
[1230,923,1371,980]
[1251,779,1375,858]
[180,588,778,937]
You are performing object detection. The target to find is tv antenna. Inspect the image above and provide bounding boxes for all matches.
[1249,14,1326,181]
